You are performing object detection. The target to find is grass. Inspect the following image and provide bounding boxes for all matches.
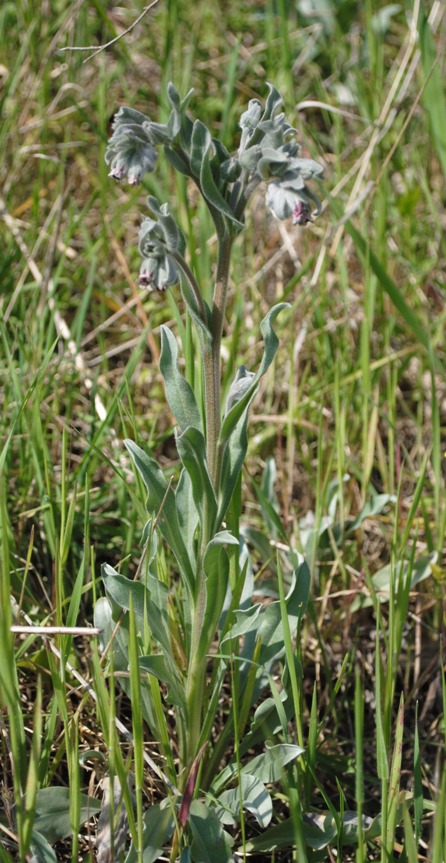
[1,0,445,860]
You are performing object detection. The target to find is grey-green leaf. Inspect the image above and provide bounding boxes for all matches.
[33,788,100,844]
[125,804,174,863]
[189,801,233,863]
[139,655,185,708]
[176,426,217,535]
[219,303,290,446]
[176,469,199,567]
[198,531,239,657]
[212,744,305,795]
[160,326,202,433]
[30,830,57,863]
[214,774,272,828]
[124,439,195,590]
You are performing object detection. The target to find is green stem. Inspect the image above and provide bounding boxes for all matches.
[203,232,233,489]
[182,231,233,781]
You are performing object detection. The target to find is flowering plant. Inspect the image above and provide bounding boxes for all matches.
[96,83,323,859]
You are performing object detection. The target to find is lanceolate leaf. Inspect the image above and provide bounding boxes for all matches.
[176,426,218,535]
[214,774,273,828]
[190,119,244,230]
[101,567,173,656]
[212,744,305,795]
[176,469,199,567]
[139,654,185,708]
[125,804,174,863]
[189,800,233,863]
[217,404,249,529]
[102,567,146,618]
[160,326,202,433]
[33,788,100,844]
[242,811,382,853]
[124,439,195,590]
[219,303,290,446]
[198,531,239,657]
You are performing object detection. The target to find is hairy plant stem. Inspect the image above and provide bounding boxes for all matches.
[203,232,233,490]
[182,231,233,783]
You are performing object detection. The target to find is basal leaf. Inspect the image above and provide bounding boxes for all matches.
[33,788,100,844]
[125,803,174,863]
[189,800,233,863]
[242,810,381,853]
[139,655,185,708]
[213,744,305,795]
[30,830,57,863]
[214,774,272,828]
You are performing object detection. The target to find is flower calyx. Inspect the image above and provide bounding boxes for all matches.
[137,198,184,294]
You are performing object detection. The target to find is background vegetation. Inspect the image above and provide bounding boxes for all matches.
[0,0,445,860]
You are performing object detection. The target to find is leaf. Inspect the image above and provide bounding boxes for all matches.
[217,404,249,529]
[214,774,272,828]
[159,327,202,433]
[190,120,212,178]
[189,800,233,863]
[93,594,132,670]
[350,551,437,611]
[221,603,263,645]
[242,810,382,853]
[190,119,244,230]
[33,788,100,844]
[144,574,173,655]
[217,305,290,526]
[241,743,305,783]
[219,303,290,446]
[176,427,218,536]
[198,531,239,656]
[125,804,174,863]
[102,567,146,618]
[176,469,199,567]
[344,493,396,535]
[124,439,195,590]
[241,563,309,704]
[101,567,174,657]
[213,744,305,795]
[139,655,185,708]
[30,830,57,863]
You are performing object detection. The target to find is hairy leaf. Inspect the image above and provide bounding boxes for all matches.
[124,440,195,590]
[189,801,233,863]
[160,327,202,433]
[176,426,218,536]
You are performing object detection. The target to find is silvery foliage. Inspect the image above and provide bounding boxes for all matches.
[104,83,323,291]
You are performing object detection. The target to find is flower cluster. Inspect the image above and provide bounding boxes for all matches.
[104,107,162,185]
[237,87,324,224]
[105,83,323,292]
[137,197,184,292]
